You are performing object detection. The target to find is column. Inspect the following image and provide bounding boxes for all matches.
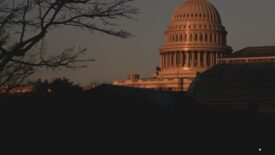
[198,51,201,67]
[204,51,208,67]
[165,53,168,68]
[182,51,186,66]
[167,52,170,68]
[191,51,195,67]
[215,52,218,65]
[216,33,219,44]
[213,52,217,66]
[165,53,167,68]
[160,53,163,68]
[180,52,183,67]
[170,52,173,67]
[161,53,165,68]
[186,51,190,67]
[174,51,177,67]
[162,54,165,68]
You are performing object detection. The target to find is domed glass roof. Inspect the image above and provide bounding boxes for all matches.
[188,63,275,104]
[172,0,222,23]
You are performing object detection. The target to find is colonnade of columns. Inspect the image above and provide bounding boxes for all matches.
[160,51,226,69]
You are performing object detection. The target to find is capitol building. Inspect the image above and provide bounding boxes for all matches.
[113,0,275,94]
[114,0,232,91]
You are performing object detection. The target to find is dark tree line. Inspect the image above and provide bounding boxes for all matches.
[33,77,83,95]
[0,0,137,89]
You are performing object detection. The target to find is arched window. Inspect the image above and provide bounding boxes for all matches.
[205,34,208,41]
[200,34,203,41]
[180,34,183,41]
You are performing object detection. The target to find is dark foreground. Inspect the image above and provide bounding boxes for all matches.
[1,85,274,154]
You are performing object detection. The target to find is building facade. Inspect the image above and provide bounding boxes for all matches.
[113,0,232,91]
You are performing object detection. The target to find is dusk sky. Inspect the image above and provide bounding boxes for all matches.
[34,0,275,86]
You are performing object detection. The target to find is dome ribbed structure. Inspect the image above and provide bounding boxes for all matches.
[172,0,221,23]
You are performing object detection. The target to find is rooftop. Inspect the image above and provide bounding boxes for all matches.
[223,46,275,58]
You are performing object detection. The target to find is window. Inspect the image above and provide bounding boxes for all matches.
[205,34,208,41]
[195,34,198,41]
[200,34,203,41]
[180,34,183,41]
[210,34,212,42]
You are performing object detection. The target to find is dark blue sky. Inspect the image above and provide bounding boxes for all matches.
[34,0,275,85]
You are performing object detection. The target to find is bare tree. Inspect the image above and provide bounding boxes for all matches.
[0,0,138,88]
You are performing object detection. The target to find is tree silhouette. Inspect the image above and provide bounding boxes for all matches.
[0,0,138,88]
[33,79,49,95]
[49,78,82,95]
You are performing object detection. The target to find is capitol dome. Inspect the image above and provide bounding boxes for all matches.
[172,0,222,24]
[159,0,232,83]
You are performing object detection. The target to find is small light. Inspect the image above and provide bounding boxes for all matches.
[258,148,262,152]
